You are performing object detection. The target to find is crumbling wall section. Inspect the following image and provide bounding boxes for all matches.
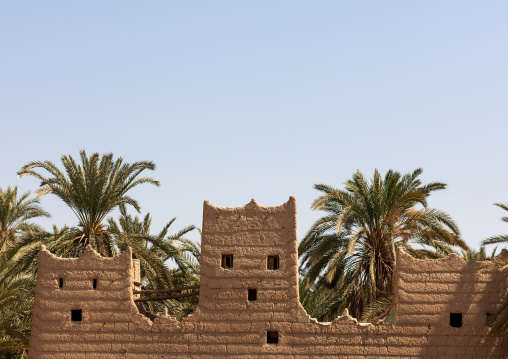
[28,197,508,358]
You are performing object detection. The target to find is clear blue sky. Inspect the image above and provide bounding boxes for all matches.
[1,1,507,251]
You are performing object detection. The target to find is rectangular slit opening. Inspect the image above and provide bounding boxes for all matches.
[59,278,63,288]
[267,331,278,344]
[267,256,279,270]
[71,309,82,322]
[450,312,462,328]
[221,255,233,269]
[93,279,97,289]
[486,312,494,326]
[248,289,257,301]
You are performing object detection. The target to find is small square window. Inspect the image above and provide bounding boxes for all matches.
[92,279,97,289]
[71,309,82,322]
[221,255,233,269]
[450,312,462,328]
[59,278,63,288]
[267,331,278,344]
[248,289,257,301]
[267,256,279,270]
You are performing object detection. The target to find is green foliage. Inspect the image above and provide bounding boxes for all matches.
[360,295,393,323]
[107,206,200,319]
[18,150,159,256]
[483,203,508,247]
[17,150,200,315]
[0,240,39,358]
[480,202,508,337]
[299,168,467,322]
[0,187,49,253]
[459,246,497,262]
[299,270,341,322]
[0,151,201,354]
[0,187,49,356]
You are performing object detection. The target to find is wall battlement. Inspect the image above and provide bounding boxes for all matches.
[28,197,508,358]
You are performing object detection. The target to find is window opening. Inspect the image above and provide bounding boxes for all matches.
[248,289,257,301]
[267,331,278,344]
[486,312,494,326]
[450,313,462,328]
[93,279,97,289]
[221,255,233,269]
[71,309,82,322]
[267,256,279,270]
[59,278,63,288]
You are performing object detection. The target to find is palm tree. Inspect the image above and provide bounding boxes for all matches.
[299,269,340,322]
[18,150,160,257]
[108,206,198,284]
[480,202,508,336]
[483,203,508,248]
[0,244,36,358]
[459,246,497,262]
[107,206,200,319]
[0,186,49,357]
[12,225,75,274]
[18,151,200,319]
[0,186,49,253]
[299,168,467,322]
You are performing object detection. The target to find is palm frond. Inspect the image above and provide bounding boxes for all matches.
[299,168,465,322]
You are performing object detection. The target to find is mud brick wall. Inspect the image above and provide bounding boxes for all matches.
[395,249,507,357]
[28,197,508,358]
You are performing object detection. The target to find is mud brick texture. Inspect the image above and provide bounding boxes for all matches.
[28,197,508,358]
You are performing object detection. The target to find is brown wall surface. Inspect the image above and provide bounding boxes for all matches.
[28,197,508,358]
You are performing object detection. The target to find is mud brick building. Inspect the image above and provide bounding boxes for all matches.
[28,197,508,358]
